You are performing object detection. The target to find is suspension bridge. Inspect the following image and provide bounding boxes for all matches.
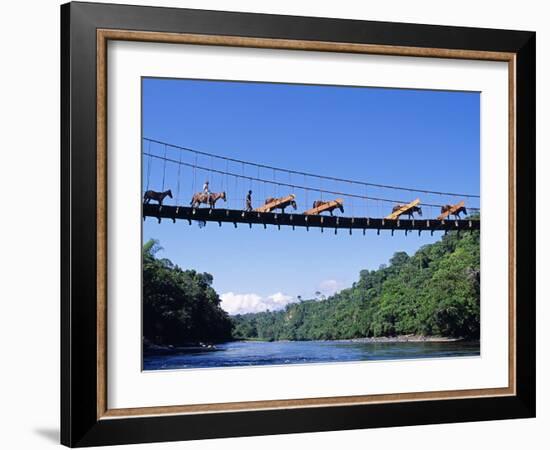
[142,138,480,235]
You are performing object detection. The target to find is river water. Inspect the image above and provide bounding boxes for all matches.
[143,339,480,371]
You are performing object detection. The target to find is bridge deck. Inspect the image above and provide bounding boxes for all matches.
[143,205,479,232]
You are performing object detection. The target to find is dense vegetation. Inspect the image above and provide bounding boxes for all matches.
[143,239,232,346]
[143,229,479,346]
[232,230,480,340]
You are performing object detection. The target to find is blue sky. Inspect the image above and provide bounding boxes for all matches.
[142,78,480,315]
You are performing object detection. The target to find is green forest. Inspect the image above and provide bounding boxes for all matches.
[232,230,480,340]
[143,239,233,346]
[143,229,480,347]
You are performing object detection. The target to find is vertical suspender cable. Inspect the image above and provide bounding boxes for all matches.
[241,162,245,208]
[349,182,354,217]
[304,175,308,208]
[175,148,182,205]
[289,171,292,207]
[210,155,214,192]
[161,143,168,191]
[234,173,238,210]
[257,166,260,203]
[192,154,197,194]
[225,160,229,193]
[145,140,152,191]
[365,185,368,217]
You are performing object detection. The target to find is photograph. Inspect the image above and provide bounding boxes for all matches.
[56,1,537,446]
[141,77,481,371]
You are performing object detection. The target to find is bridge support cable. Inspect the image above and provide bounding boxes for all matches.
[145,139,152,191]
[192,154,197,195]
[161,143,168,192]
[142,150,480,212]
[141,139,480,224]
[143,137,480,200]
[175,148,182,207]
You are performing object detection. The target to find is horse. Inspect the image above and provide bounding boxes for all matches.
[312,200,344,216]
[190,191,226,209]
[391,204,422,219]
[440,204,468,220]
[264,196,297,214]
[143,189,172,206]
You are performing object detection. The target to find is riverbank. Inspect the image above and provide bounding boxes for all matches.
[237,335,467,344]
[143,340,219,356]
[144,334,475,358]
[339,335,465,343]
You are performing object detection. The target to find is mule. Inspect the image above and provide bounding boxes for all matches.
[190,191,227,209]
[264,196,297,214]
[143,189,172,206]
[312,200,344,216]
[391,204,422,219]
[440,204,468,220]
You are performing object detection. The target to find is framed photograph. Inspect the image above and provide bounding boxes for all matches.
[61,2,535,447]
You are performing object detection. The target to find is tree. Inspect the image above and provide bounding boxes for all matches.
[142,239,233,346]
[231,230,480,341]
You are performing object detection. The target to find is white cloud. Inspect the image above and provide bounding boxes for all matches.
[318,279,342,297]
[220,291,294,315]
[267,292,293,306]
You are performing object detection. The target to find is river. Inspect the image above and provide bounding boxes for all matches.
[143,339,480,371]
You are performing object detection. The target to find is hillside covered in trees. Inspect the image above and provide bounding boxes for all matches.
[232,230,480,340]
[143,239,232,346]
[143,230,479,347]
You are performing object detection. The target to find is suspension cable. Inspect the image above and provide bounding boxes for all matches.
[143,151,479,211]
[143,137,480,199]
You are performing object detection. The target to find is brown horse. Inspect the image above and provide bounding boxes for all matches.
[264,196,297,214]
[143,189,172,205]
[391,204,422,219]
[190,191,226,208]
[440,204,468,220]
[312,200,344,216]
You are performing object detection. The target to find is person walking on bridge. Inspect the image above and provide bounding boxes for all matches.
[245,190,253,211]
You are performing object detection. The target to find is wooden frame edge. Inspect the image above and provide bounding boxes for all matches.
[508,55,517,395]
[95,28,517,421]
[97,29,108,419]
[101,387,515,419]
[98,29,515,61]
